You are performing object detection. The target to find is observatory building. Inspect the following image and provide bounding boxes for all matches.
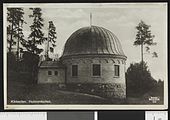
[38,25,127,99]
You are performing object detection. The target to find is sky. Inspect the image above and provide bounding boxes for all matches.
[5,3,167,81]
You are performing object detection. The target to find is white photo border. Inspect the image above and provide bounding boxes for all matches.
[3,3,168,110]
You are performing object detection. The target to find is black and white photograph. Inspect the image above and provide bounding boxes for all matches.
[98,111,168,120]
[3,3,168,109]
[0,111,168,120]
[145,111,168,120]
[48,111,95,120]
[0,112,94,120]
[0,112,47,120]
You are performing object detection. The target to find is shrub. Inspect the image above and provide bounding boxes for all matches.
[126,61,157,97]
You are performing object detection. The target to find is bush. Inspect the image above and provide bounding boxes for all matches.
[7,52,17,71]
[19,51,40,83]
[126,61,157,97]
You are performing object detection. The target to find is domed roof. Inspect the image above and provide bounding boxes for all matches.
[62,26,126,58]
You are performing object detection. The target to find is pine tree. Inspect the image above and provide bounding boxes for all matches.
[7,8,18,53]
[7,8,26,71]
[46,21,57,60]
[14,8,25,61]
[24,8,45,55]
[7,8,26,60]
[134,20,157,64]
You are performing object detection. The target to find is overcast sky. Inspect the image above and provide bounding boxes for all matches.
[5,3,167,81]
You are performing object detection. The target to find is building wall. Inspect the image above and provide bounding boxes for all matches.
[62,56,126,98]
[62,57,126,84]
[38,68,65,84]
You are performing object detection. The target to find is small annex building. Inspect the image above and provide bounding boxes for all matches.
[38,25,127,99]
[38,61,65,84]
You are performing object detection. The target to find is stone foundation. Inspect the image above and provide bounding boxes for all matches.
[66,83,126,99]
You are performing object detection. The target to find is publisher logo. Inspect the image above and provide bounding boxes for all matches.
[149,97,160,103]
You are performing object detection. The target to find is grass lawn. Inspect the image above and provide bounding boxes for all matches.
[7,72,163,105]
[8,80,112,104]
[7,81,163,105]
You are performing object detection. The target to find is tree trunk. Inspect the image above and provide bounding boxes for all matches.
[46,30,50,60]
[33,16,37,54]
[33,35,35,54]
[140,43,144,94]
[141,43,143,64]
[16,22,20,62]
[9,19,14,53]
[46,40,49,60]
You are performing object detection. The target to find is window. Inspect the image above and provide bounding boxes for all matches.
[114,65,120,77]
[54,71,58,76]
[48,71,52,75]
[93,64,101,76]
[72,65,78,77]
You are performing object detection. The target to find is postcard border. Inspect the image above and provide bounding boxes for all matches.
[3,3,168,110]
